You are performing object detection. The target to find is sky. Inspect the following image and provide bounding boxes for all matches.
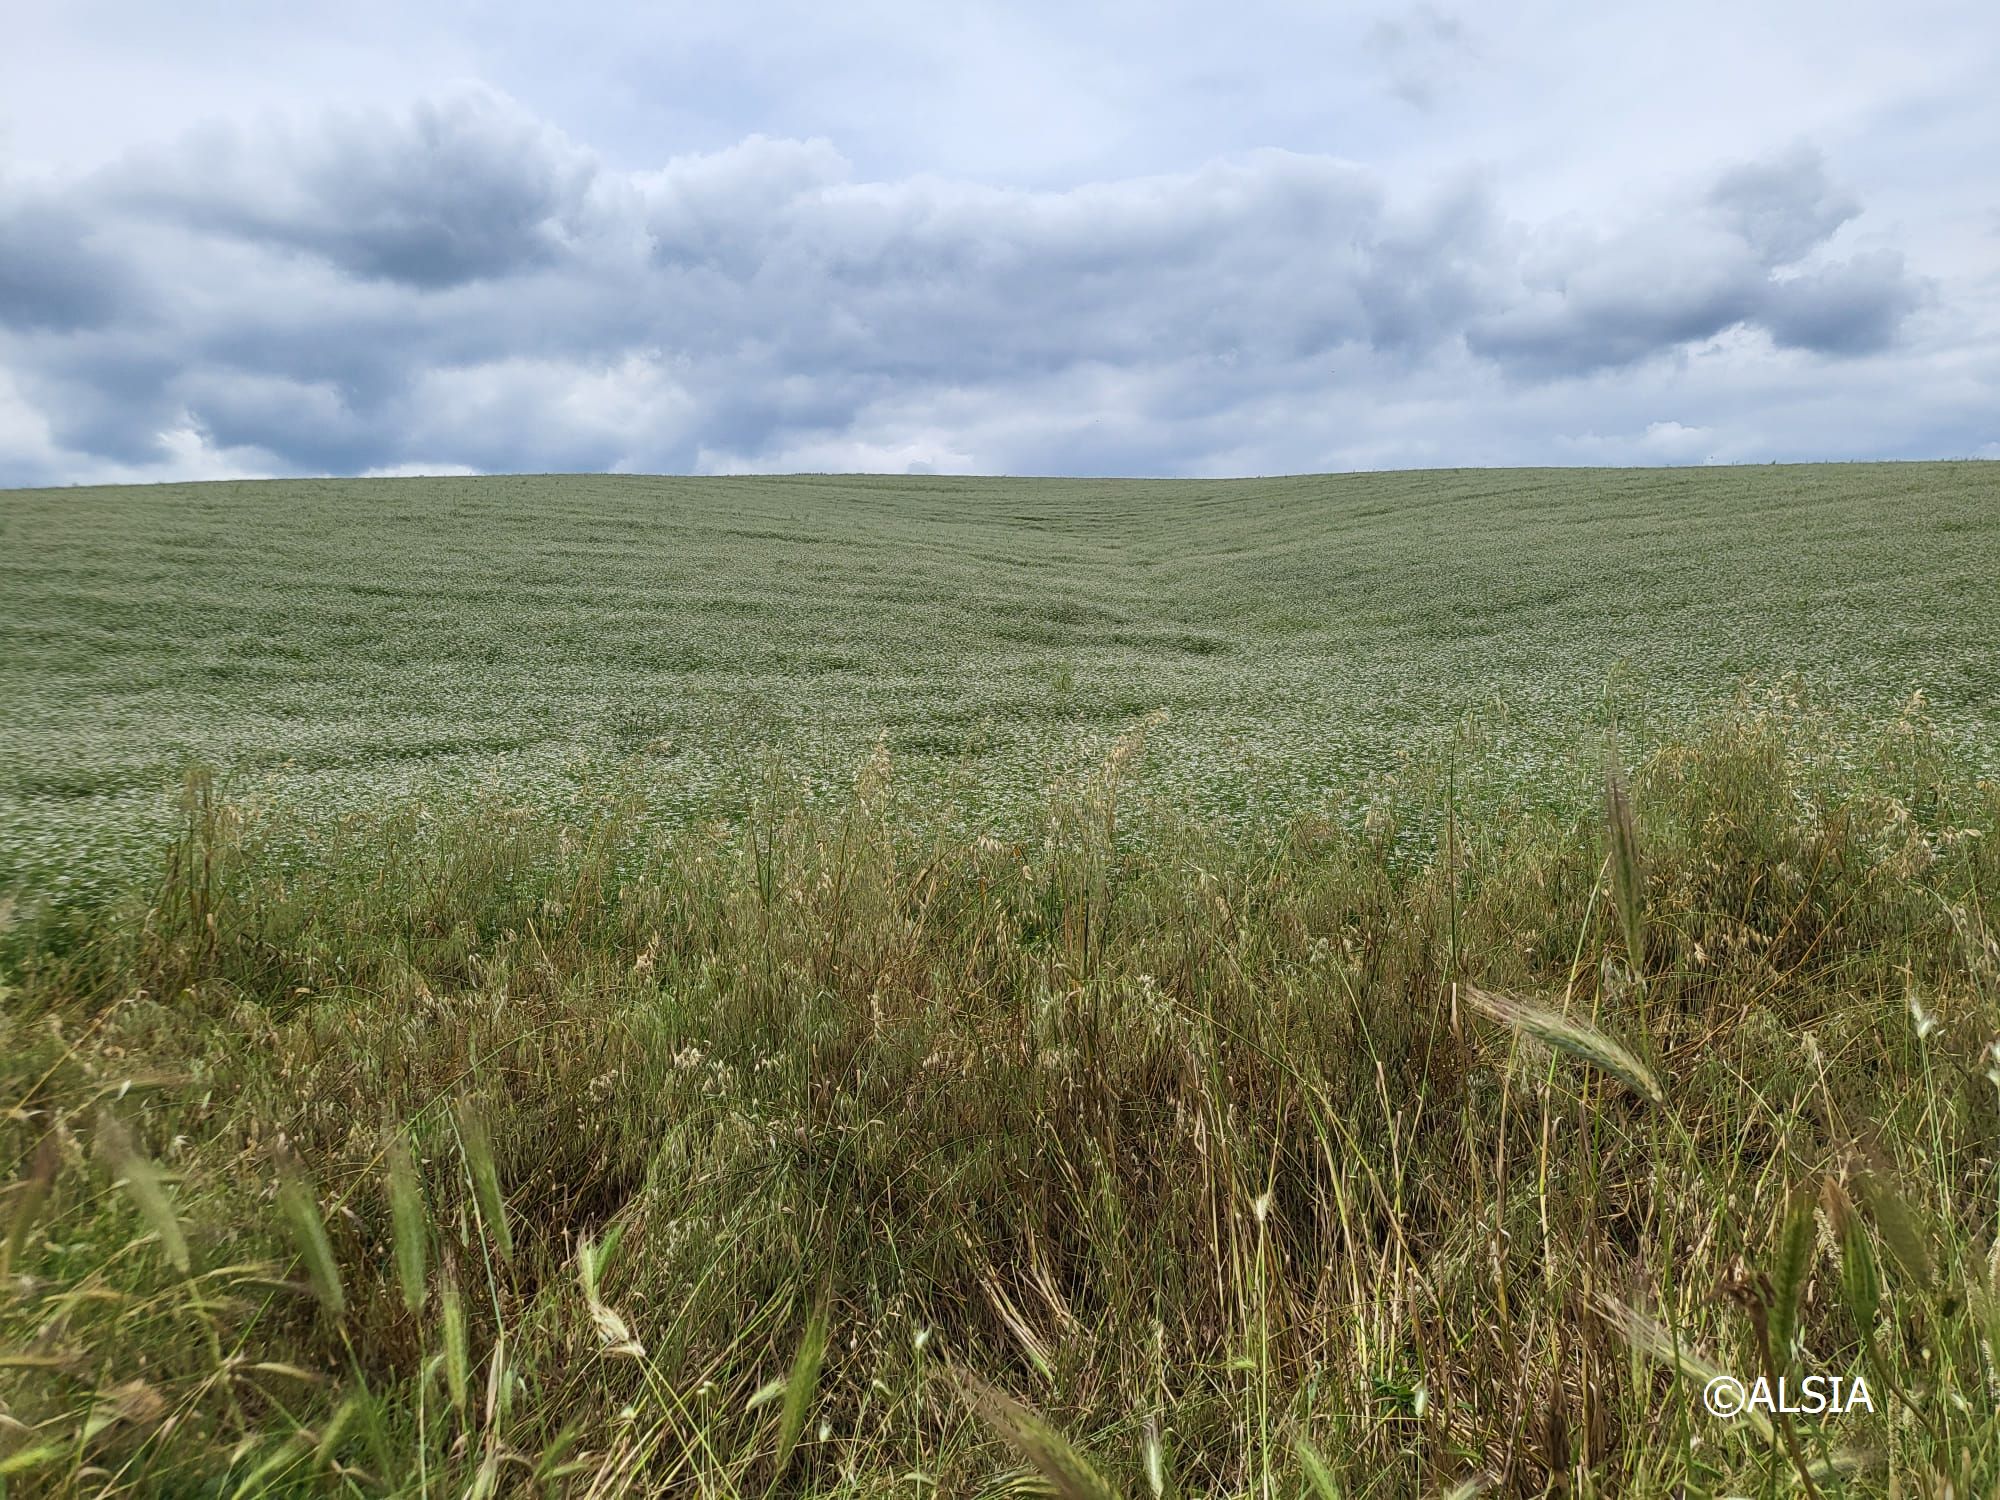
[1,1,1996,485]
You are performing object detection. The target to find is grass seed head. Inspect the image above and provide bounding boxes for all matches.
[386,1132,427,1314]
[454,1100,512,1264]
[1603,734,1646,976]
[276,1166,345,1319]
[96,1110,189,1274]
[955,1370,1124,1500]
[1463,985,1664,1104]
[2,1133,60,1288]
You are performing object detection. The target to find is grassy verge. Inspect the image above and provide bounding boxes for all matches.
[3,697,1998,1496]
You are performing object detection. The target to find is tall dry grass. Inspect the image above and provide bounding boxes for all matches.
[2,694,1997,1496]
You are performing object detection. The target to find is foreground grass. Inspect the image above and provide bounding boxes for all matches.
[4,698,1999,1496]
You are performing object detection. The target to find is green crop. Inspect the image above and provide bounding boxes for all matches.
[3,462,1995,902]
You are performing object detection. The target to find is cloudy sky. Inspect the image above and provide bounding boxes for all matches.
[2,1,1996,485]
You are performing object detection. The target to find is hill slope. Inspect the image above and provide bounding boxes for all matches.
[3,462,1996,891]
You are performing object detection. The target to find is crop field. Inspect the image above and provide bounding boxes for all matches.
[4,461,2000,1496]
[2,462,1997,901]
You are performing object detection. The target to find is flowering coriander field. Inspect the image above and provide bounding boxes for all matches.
[2,462,1995,900]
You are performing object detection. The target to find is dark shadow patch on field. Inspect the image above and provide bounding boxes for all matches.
[278,733,553,770]
[987,596,1136,646]
[881,701,1005,758]
[1079,691,1170,722]
[600,641,712,671]
[888,724,992,757]
[685,595,766,617]
[1032,599,1132,626]
[9,728,552,800]
[1107,627,1234,656]
[798,650,866,674]
[194,658,312,686]
[343,582,426,600]
[9,766,159,800]
[713,526,857,545]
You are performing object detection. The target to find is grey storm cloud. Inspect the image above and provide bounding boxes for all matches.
[0,92,1949,483]
[1464,148,1925,377]
[1707,146,1862,265]
[1763,251,1924,354]
[105,92,598,288]
[0,193,140,332]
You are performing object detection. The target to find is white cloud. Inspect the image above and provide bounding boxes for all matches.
[146,420,278,482]
[0,379,279,485]
[0,367,63,477]
[1640,421,1715,462]
[361,461,481,478]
